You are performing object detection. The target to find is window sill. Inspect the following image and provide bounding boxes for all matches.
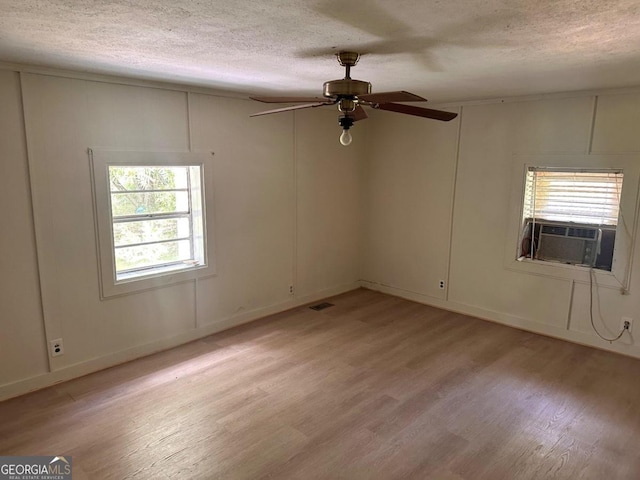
[101,262,214,299]
[116,262,206,284]
[506,257,624,290]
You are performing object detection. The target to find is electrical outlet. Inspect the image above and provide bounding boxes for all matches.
[289,284,294,295]
[439,280,445,289]
[50,338,64,357]
[621,317,633,333]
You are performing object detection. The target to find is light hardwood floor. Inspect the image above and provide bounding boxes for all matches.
[2,288,640,479]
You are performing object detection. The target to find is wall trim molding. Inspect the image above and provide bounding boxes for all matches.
[4,60,640,110]
[359,280,640,360]
[434,86,640,109]
[0,61,251,100]
[0,282,360,402]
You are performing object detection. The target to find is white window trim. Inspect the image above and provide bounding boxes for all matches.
[90,149,216,299]
[505,154,640,291]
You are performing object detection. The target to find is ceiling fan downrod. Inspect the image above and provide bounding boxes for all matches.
[336,51,359,79]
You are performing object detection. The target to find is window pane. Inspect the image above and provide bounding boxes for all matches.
[113,218,191,247]
[115,239,193,273]
[109,166,188,191]
[111,191,189,217]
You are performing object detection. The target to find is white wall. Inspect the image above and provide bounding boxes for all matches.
[362,109,460,299]
[0,71,49,385]
[0,70,364,399]
[4,63,640,400]
[362,93,640,358]
[295,109,365,298]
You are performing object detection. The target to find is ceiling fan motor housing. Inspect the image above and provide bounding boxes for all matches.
[323,79,371,99]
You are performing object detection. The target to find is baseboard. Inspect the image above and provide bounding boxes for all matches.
[0,282,360,402]
[359,280,640,360]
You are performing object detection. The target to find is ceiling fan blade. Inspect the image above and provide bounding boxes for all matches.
[251,96,329,103]
[349,105,368,121]
[250,102,332,117]
[376,103,458,121]
[359,91,427,103]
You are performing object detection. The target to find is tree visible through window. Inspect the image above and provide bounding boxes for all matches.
[108,165,205,281]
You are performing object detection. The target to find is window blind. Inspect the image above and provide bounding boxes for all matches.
[523,168,623,226]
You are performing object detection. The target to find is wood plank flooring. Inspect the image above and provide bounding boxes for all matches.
[2,288,640,479]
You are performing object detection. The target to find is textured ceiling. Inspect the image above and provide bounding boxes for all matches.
[1,0,640,102]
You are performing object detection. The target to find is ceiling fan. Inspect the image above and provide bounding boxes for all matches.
[250,51,457,146]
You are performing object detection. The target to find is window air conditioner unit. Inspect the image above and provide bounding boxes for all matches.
[535,223,602,267]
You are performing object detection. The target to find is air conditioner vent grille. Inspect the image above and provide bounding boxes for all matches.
[535,221,602,267]
[568,227,597,239]
[539,224,598,240]
[541,225,567,236]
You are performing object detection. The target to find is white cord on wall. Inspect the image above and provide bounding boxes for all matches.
[589,267,626,343]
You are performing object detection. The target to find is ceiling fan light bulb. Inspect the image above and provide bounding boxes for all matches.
[340,129,352,146]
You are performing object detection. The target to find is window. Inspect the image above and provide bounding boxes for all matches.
[109,165,205,281]
[90,150,215,298]
[519,167,623,271]
[506,155,639,290]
